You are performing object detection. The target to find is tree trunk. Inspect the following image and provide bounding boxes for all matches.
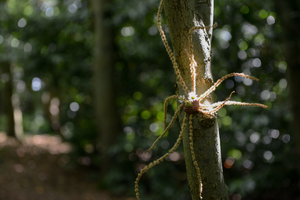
[163,0,229,199]
[0,61,15,137]
[91,0,121,175]
[274,1,300,175]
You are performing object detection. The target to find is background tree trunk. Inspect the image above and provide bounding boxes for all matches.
[91,0,121,175]
[163,0,229,199]
[274,1,300,177]
[0,61,15,137]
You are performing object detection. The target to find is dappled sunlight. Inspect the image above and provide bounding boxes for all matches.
[0,132,130,200]
[0,132,71,155]
[24,134,72,154]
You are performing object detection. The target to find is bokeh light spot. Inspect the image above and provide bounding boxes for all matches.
[225,79,234,89]
[18,18,27,28]
[24,43,32,52]
[262,136,272,144]
[224,157,235,169]
[228,149,242,159]
[68,4,78,13]
[218,108,227,117]
[169,152,180,162]
[133,91,142,100]
[278,61,287,73]
[149,123,159,132]
[235,131,247,145]
[121,26,135,37]
[41,46,49,55]
[141,110,151,119]
[282,134,290,143]
[243,160,254,170]
[24,5,34,16]
[263,150,273,161]
[50,105,59,116]
[267,15,275,25]
[45,7,54,17]
[254,35,265,45]
[16,80,26,93]
[70,102,80,112]
[125,143,133,152]
[220,30,232,42]
[260,90,270,100]
[259,9,268,18]
[148,25,158,35]
[238,40,248,50]
[240,5,249,14]
[269,129,279,139]
[243,78,253,86]
[237,50,247,60]
[249,132,260,144]
[124,126,133,135]
[11,38,19,48]
[156,112,164,121]
[234,76,243,82]
[221,116,232,126]
[279,79,287,89]
[252,58,261,67]
[32,77,42,91]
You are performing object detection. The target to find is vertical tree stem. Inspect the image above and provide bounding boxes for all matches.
[91,0,121,175]
[163,0,229,199]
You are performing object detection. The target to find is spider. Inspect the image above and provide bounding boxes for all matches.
[135,0,267,199]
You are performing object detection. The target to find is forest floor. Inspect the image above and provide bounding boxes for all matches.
[0,133,299,200]
[0,133,134,200]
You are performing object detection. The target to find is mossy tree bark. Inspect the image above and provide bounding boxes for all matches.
[91,0,121,175]
[163,0,229,199]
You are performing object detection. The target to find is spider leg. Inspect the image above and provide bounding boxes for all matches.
[135,113,188,200]
[199,91,235,114]
[190,54,197,93]
[168,113,188,153]
[145,104,183,153]
[157,0,189,95]
[198,73,259,102]
[211,100,268,109]
[164,95,178,130]
[188,114,203,199]
[198,103,212,108]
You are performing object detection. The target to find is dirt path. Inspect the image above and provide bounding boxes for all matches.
[0,133,133,200]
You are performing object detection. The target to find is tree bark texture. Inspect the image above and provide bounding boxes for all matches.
[274,1,300,174]
[91,0,121,174]
[163,0,229,199]
[0,61,15,137]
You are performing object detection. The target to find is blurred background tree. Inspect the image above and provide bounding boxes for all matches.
[0,0,299,199]
[274,0,300,174]
[91,0,121,177]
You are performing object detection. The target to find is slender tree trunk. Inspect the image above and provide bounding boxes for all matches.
[0,61,15,137]
[163,0,228,199]
[274,1,300,176]
[91,0,121,175]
